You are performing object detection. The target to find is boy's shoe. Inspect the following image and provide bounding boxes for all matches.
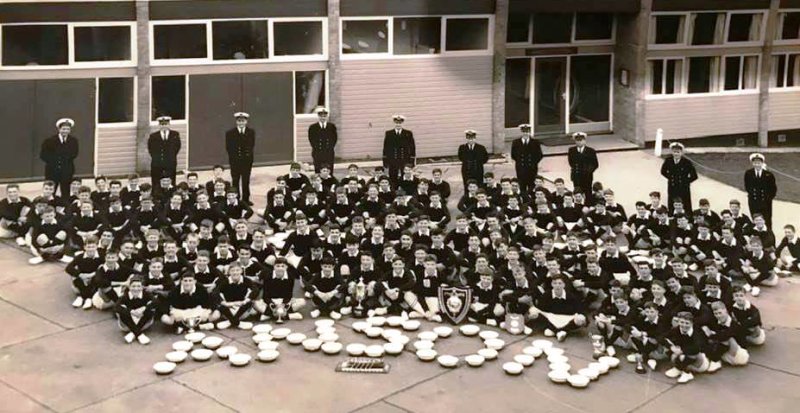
[60,255,74,264]
[751,287,761,297]
[72,297,84,308]
[28,256,44,265]
[742,284,752,292]
[288,312,303,320]
[408,311,424,319]
[665,367,681,378]
[198,322,214,331]
[431,314,443,323]
[556,331,567,342]
[677,372,694,384]
[124,332,136,343]
[606,346,616,357]
[82,298,93,310]
[340,307,352,315]
[176,326,185,335]
[374,307,388,316]
[137,334,151,345]
[647,359,658,370]
[485,319,497,327]
[216,320,232,330]
[238,321,254,330]
[707,361,722,373]
[627,354,638,363]
[524,326,533,335]
[544,329,555,337]
[310,309,321,319]
[15,237,26,246]
[260,314,271,321]
[330,311,342,320]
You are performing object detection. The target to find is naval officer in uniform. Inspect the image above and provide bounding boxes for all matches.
[382,114,416,186]
[744,153,777,228]
[307,106,338,174]
[226,112,255,205]
[660,142,698,214]
[40,118,79,197]
[510,124,543,194]
[458,129,489,188]
[567,132,598,200]
[148,116,181,187]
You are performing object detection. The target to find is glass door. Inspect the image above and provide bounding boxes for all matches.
[533,57,567,135]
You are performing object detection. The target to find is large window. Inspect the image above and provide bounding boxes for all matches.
[1,25,68,66]
[727,13,762,43]
[444,18,489,51]
[74,25,131,62]
[342,19,389,54]
[98,78,134,124]
[154,24,208,59]
[779,12,800,40]
[687,56,720,94]
[691,13,724,45]
[574,13,614,41]
[507,14,531,43]
[212,20,269,60]
[393,17,441,55]
[570,55,611,123]
[505,59,531,128]
[152,76,186,121]
[273,21,324,56]
[772,54,800,88]
[723,56,758,91]
[512,13,613,45]
[295,71,326,115]
[648,59,683,95]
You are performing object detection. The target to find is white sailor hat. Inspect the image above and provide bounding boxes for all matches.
[156,115,172,123]
[233,112,250,119]
[518,123,532,131]
[465,129,477,137]
[392,114,406,122]
[572,132,587,141]
[749,153,765,162]
[314,106,329,115]
[55,118,75,128]
[669,142,685,150]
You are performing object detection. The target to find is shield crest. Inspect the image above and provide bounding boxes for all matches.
[438,285,472,325]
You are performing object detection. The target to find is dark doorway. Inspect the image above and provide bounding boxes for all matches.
[534,57,567,135]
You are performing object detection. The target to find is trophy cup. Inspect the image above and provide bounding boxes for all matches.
[504,304,524,335]
[185,316,201,333]
[271,301,288,324]
[591,334,606,359]
[353,277,367,318]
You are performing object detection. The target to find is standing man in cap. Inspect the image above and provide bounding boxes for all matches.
[744,153,777,228]
[660,142,698,215]
[383,115,416,186]
[458,130,489,188]
[40,118,79,197]
[226,112,255,205]
[148,116,181,188]
[567,132,598,201]
[510,124,542,194]
[308,106,338,174]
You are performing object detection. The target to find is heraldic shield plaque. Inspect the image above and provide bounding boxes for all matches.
[438,285,472,325]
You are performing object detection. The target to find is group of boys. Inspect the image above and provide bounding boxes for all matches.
[0,156,793,384]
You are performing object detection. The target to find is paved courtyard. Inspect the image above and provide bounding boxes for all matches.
[1,150,799,413]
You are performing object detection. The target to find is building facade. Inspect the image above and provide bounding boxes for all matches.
[0,0,798,181]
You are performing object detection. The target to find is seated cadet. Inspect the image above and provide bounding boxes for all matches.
[673,286,714,330]
[379,257,416,316]
[407,254,445,322]
[184,172,203,202]
[664,312,710,384]
[161,272,219,333]
[0,183,31,246]
[161,192,190,242]
[693,198,720,229]
[413,179,431,207]
[599,236,636,286]
[775,224,800,274]
[118,238,143,271]
[119,174,141,210]
[743,214,775,251]
[70,200,102,251]
[397,165,419,196]
[143,257,175,314]
[457,180,479,213]
[730,286,765,346]
[593,293,637,358]
[92,248,134,310]
[282,162,310,199]
[703,301,750,373]
[234,246,263,284]
[230,219,252,249]
[629,261,655,305]
[103,195,132,245]
[213,262,257,330]
[132,195,160,241]
[187,191,224,234]
[698,259,732,301]
[468,270,505,327]
[498,265,535,328]
[220,188,254,228]
[65,235,104,310]
[356,184,385,228]
[624,201,655,250]
[342,252,383,316]
[361,225,387,259]
[249,229,275,265]
[191,250,222,291]
[204,165,231,194]
[629,302,670,374]
[29,206,69,265]
[575,257,611,311]
[428,168,451,200]
[298,240,330,286]
[306,257,345,319]
[280,213,316,266]
[740,237,779,297]
[179,233,201,265]
[114,276,156,345]
[162,239,189,280]
[210,235,237,274]
[318,165,338,193]
[530,274,587,342]
[425,191,450,229]
[263,191,292,232]
[671,214,694,262]
[715,224,745,278]
[136,228,164,264]
[255,257,304,321]
[327,187,354,229]
[687,222,717,270]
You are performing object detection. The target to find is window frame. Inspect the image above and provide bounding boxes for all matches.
[96,76,138,127]
[340,15,494,60]
[150,17,328,66]
[720,54,761,92]
[149,74,189,125]
[0,21,136,70]
[294,69,330,119]
[649,10,768,50]
[646,55,762,99]
[647,57,685,96]
[506,12,616,48]
[776,9,800,44]
[770,52,800,90]
[723,10,766,46]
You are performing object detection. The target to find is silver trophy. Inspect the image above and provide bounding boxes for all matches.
[591,334,606,359]
[270,300,288,324]
[353,277,367,318]
[184,316,201,333]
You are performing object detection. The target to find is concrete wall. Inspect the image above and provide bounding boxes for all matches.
[96,125,137,176]
[339,56,494,160]
[613,0,650,145]
[768,90,800,131]
[295,116,317,163]
[644,93,760,141]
